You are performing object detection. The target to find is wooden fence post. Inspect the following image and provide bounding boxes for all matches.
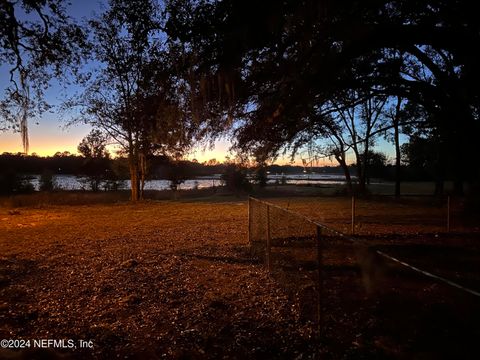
[316,225,324,333]
[266,204,272,272]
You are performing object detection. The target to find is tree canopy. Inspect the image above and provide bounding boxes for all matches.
[164,0,480,193]
[2,0,479,196]
[70,0,201,200]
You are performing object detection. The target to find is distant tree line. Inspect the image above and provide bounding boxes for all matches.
[0,151,352,179]
[1,145,449,181]
[0,152,211,178]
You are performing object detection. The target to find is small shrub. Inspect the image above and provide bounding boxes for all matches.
[39,170,57,191]
[0,170,34,194]
[221,164,251,194]
[254,166,268,188]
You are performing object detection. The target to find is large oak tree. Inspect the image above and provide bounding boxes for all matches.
[165,0,480,194]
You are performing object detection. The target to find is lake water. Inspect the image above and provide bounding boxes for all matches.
[29,173,349,191]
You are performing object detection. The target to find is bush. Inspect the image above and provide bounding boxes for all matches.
[254,166,268,188]
[0,170,34,194]
[102,168,124,191]
[39,170,57,191]
[102,178,125,191]
[193,180,199,190]
[221,164,251,194]
[165,162,189,192]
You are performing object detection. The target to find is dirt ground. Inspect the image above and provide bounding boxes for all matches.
[265,196,480,359]
[0,200,317,359]
[1,196,480,359]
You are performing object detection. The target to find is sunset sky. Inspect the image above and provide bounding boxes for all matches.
[0,118,234,163]
[0,0,381,167]
[0,0,234,163]
[0,1,100,157]
[0,124,340,166]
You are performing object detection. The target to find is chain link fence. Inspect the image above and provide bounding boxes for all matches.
[248,197,356,328]
[248,196,480,357]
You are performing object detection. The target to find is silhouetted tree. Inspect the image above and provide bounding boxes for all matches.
[401,133,451,195]
[77,130,109,159]
[71,0,197,200]
[164,161,189,196]
[0,169,34,194]
[383,96,404,197]
[39,169,57,191]
[365,151,388,183]
[0,0,87,152]
[221,164,251,195]
[77,130,110,192]
[165,0,480,193]
[254,164,268,188]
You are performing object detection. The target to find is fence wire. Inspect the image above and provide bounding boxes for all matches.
[249,197,354,327]
[249,197,318,324]
[248,196,480,357]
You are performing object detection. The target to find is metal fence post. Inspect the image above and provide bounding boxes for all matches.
[266,204,272,272]
[316,225,324,334]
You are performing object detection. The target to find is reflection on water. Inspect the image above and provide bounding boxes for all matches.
[29,175,220,191]
[29,173,348,191]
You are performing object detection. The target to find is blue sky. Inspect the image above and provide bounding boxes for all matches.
[0,0,397,166]
[0,0,236,162]
[0,0,101,156]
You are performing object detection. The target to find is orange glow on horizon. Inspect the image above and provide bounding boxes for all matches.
[0,137,81,157]
[0,120,92,156]
[1,132,341,166]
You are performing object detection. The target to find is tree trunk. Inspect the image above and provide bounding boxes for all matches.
[393,118,401,198]
[129,164,139,201]
[128,153,140,201]
[139,152,147,200]
[336,154,353,194]
[356,159,366,194]
[362,143,369,193]
[351,147,365,194]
